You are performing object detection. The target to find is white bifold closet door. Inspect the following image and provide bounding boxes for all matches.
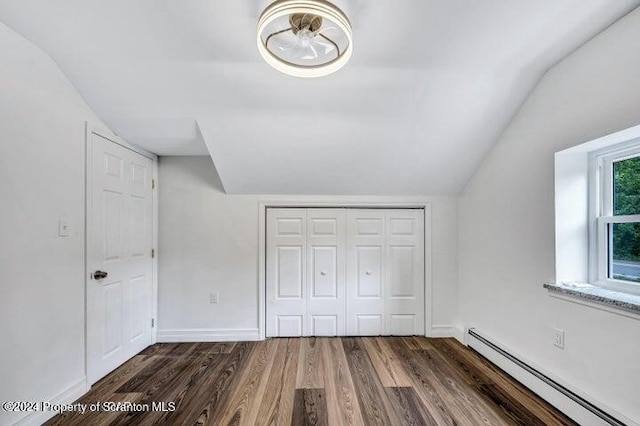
[266,208,346,337]
[266,208,424,337]
[346,209,424,336]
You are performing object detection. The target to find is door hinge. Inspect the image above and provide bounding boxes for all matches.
[151,248,155,258]
[151,318,155,328]
[152,179,156,190]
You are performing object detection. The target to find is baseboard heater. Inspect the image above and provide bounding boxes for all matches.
[467,328,628,426]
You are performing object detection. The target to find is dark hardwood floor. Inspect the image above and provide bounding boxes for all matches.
[45,337,576,425]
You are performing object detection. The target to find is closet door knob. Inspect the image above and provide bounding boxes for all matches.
[320,271,327,276]
[365,270,372,275]
[93,270,108,280]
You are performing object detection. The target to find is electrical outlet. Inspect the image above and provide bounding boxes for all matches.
[210,292,220,304]
[553,328,565,349]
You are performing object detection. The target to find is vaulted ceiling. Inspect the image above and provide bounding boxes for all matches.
[0,0,638,194]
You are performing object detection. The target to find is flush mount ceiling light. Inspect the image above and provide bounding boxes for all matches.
[257,0,353,78]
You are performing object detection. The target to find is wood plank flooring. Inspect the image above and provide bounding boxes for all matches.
[45,337,576,426]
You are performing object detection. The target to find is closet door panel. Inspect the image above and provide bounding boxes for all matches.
[311,315,338,336]
[276,246,304,298]
[266,209,307,337]
[346,209,386,335]
[310,246,338,298]
[356,246,382,297]
[385,209,425,335]
[306,209,346,336]
[388,245,416,298]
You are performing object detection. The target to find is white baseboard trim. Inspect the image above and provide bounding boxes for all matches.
[467,328,636,426]
[13,377,88,426]
[429,325,465,343]
[156,328,261,342]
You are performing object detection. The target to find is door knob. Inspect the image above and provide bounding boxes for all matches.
[320,271,327,276]
[94,270,108,280]
[365,270,372,275]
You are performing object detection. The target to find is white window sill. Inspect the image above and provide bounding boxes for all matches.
[544,282,640,320]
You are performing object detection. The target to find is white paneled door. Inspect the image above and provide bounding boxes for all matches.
[266,209,307,337]
[345,209,386,335]
[266,208,346,337]
[346,209,424,336]
[87,132,154,384]
[384,209,424,335]
[306,209,346,336]
[267,208,424,337]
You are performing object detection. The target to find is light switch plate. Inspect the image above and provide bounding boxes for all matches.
[58,219,70,237]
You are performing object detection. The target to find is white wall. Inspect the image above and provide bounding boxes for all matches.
[0,22,111,425]
[158,156,459,338]
[459,6,640,423]
[158,157,260,333]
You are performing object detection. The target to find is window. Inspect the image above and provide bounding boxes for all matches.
[592,143,640,294]
[554,125,640,307]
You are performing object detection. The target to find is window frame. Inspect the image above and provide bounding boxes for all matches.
[590,140,640,295]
